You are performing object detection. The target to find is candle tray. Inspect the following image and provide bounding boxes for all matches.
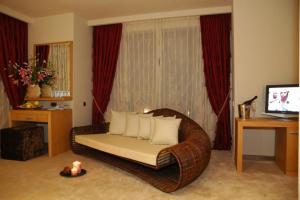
[60,169,87,177]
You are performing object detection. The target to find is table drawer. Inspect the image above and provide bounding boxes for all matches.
[11,112,48,122]
[35,114,48,122]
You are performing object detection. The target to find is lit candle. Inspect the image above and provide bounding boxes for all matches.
[143,108,151,113]
[71,167,78,176]
[73,161,82,173]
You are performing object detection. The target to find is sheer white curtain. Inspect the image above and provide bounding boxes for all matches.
[48,43,70,94]
[106,16,217,141]
[0,77,9,128]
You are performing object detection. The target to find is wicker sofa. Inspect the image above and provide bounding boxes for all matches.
[71,108,211,193]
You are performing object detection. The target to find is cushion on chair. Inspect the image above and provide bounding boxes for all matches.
[124,113,153,137]
[149,116,176,140]
[75,134,170,166]
[109,110,126,134]
[151,118,182,145]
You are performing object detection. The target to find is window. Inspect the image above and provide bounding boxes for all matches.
[106,16,217,140]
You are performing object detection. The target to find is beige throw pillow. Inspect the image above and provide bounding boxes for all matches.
[125,113,153,137]
[109,110,126,135]
[149,116,175,140]
[138,115,158,139]
[151,117,182,145]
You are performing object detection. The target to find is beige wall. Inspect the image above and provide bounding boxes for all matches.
[28,13,74,55]
[298,1,300,199]
[72,14,93,126]
[28,13,93,126]
[233,0,299,155]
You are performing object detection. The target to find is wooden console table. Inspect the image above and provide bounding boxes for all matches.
[235,117,298,176]
[9,109,72,157]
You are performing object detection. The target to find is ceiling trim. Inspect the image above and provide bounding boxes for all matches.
[0,4,34,23]
[88,6,232,26]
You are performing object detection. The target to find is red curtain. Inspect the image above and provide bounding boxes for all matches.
[0,13,27,108]
[200,14,231,150]
[36,45,50,66]
[92,24,122,124]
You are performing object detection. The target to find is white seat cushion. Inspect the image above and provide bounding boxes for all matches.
[75,134,170,166]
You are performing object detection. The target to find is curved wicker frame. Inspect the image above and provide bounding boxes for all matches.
[71,108,211,193]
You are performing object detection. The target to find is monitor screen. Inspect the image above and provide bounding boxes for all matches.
[265,84,300,114]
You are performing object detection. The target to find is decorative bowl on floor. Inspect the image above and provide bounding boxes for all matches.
[60,169,87,177]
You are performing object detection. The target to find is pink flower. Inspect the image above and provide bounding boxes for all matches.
[6,57,56,86]
[18,68,26,77]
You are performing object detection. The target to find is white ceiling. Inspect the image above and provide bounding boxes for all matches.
[0,0,232,20]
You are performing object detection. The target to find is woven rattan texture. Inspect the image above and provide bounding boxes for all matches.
[71,108,211,192]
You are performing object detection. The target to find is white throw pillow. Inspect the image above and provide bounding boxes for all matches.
[138,116,154,139]
[151,117,182,145]
[109,110,126,134]
[149,116,175,140]
[125,113,153,137]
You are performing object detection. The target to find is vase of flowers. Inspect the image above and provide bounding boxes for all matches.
[41,84,52,97]
[26,84,41,98]
[6,57,56,98]
[39,66,56,97]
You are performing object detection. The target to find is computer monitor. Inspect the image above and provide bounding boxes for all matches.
[265,84,299,117]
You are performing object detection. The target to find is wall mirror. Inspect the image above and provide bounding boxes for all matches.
[32,41,73,101]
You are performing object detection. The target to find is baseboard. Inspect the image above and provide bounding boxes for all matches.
[243,155,275,161]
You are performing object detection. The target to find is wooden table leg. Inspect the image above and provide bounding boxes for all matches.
[8,112,12,127]
[275,127,298,176]
[235,120,243,172]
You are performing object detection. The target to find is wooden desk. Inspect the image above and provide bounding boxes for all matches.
[235,117,298,176]
[9,109,72,157]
